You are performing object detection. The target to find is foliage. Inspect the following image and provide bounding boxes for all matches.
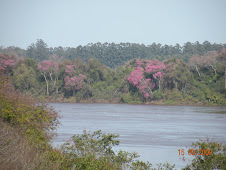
[128,59,165,99]
[0,54,15,70]
[182,139,226,170]
[13,63,39,92]
[61,130,152,169]
[164,58,194,92]
[1,71,225,169]
[38,59,60,95]
[21,40,226,68]
[64,64,86,96]
[152,90,163,100]
[26,39,50,61]
[0,72,60,145]
[0,40,225,106]
[156,162,175,170]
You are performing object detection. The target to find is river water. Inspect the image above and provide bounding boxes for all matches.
[50,103,226,169]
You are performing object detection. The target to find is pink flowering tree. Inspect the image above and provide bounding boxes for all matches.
[0,54,16,73]
[190,51,219,76]
[202,51,218,75]
[65,64,76,76]
[38,60,59,96]
[189,55,202,77]
[64,64,86,96]
[128,59,165,99]
[65,74,86,95]
[128,66,155,98]
[145,60,166,90]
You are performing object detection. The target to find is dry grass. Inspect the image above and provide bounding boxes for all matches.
[0,119,65,170]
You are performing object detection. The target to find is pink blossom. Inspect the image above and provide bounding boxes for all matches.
[145,60,166,74]
[136,60,143,66]
[0,54,15,70]
[38,60,59,73]
[128,59,165,98]
[64,74,85,90]
[64,64,86,92]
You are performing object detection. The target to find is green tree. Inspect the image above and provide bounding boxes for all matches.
[61,130,152,170]
[164,58,193,91]
[217,48,226,89]
[13,63,38,93]
[183,139,226,170]
[26,39,50,61]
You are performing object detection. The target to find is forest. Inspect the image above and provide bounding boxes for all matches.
[0,39,226,106]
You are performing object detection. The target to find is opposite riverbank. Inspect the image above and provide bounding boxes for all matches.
[44,94,226,107]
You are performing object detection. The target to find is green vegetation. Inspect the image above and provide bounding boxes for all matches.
[183,139,226,170]
[61,130,153,169]
[2,40,225,68]
[0,40,226,106]
[0,71,151,169]
[0,72,65,169]
[1,41,226,169]
[1,70,226,169]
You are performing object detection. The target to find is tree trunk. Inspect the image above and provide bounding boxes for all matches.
[195,66,201,77]
[141,78,153,95]
[55,76,58,94]
[43,74,49,96]
[50,72,59,94]
[158,79,161,90]
[211,65,217,75]
[173,80,177,89]
[73,89,75,96]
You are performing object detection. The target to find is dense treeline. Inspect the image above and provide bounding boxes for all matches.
[1,39,226,68]
[0,40,226,106]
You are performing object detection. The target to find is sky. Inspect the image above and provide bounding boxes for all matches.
[0,0,226,49]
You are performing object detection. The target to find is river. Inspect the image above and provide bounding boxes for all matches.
[50,103,226,169]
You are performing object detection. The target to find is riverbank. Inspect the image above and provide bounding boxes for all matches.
[44,95,225,107]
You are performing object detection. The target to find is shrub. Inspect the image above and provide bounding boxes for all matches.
[164,89,183,101]
[152,90,163,100]
[0,72,60,145]
[61,130,152,169]
[182,139,226,170]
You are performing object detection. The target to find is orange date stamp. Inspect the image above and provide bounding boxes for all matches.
[178,149,212,156]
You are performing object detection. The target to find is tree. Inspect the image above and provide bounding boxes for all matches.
[0,54,15,71]
[182,139,226,170]
[202,51,218,75]
[13,64,38,92]
[164,58,193,91]
[128,65,155,98]
[64,74,86,96]
[26,39,50,61]
[189,55,202,77]
[38,60,59,96]
[145,59,166,90]
[61,130,152,169]
[64,64,86,96]
[217,48,226,89]
[128,59,165,99]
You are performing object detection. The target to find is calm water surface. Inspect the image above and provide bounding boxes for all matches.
[50,103,226,169]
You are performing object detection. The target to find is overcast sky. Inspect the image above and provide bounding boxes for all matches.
[0,0,226,48]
